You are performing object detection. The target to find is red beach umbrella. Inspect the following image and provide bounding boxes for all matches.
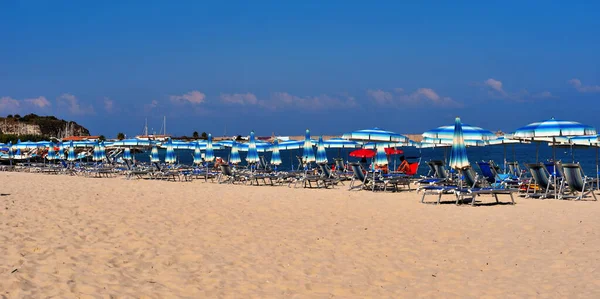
[349,148,376,158]
[384,148,404,155]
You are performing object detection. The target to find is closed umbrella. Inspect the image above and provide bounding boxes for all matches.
[123,147,132,161]
[246,131,260,164]
[193,141,203,165]
[449,117,470,170]
[93,141,101,162]
[165,138,176,164]
[150,145,160,163]
[374,144,388,166]
[57,142,65,160]
[47,142,55,161]
[67,141,76,162]
[270,139,282,167]
[99,141,107,162]
[315,136,328,164]
[205,133,215,162]
[302,129,315,165]
[230,141,241,165]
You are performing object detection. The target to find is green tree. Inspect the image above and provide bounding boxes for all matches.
[201,132,208,140]
[13,114,21,119]
[236,135,243,141]
[117,132,125,140]
[192,131,199,139]
[6,115,13,118]
[98,135,106,141]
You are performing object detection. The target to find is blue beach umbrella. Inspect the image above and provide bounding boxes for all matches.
[302,129,316,164]
[123,147,132,161]
[230,142,241,164]
[449,117,470,170]
[343,127,410,143]
[193,141,203,165]
[316,136,328,164]
[93,141,100,162]
[204,134,215,162]
[320,138,361,149]
[423,123,496,141]
[150,145,160,163]
[57,142,65,160]
[374,144,389,166]
[246,131,260,164]
[99,141,107,162]
[165,138,176,164]
[67,141,76,162]
[270,139,282,166]
[46,142,55,161]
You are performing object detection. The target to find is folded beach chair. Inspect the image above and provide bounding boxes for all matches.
[453,166,516,206]
[506,161,526,179]
[559,163,597,200]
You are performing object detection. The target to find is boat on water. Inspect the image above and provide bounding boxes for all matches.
[135,117,170,142]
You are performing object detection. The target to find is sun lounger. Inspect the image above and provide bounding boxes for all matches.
[454,166,516,206]
[559,163,597,200]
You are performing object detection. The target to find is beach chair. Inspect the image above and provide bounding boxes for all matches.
[258,156,272,172]
[417,160,449,186]
[453,166,516,206]
[477,161,520,188]
[525,163,556,198]
[318,162,343,186]
[506,161,525,179]
[559,163,597,201]
[347,163,398,191]
[218,164,247,184]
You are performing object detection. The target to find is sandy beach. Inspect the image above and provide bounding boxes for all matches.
[1,172,600,298]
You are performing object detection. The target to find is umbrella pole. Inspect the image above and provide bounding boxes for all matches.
[553,139,557,199]
[503,144,507,173]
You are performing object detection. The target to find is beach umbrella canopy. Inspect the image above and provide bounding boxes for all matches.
[302,129,316,163]
[57,142,65,159]
[374,144,388,166]
[123,147,132,161]
[513,118,597,140]
[47,142,55,160]
[150,145,160,163]
[319,138,362,149]
[343,127,410,143]
[204,133,215,162]
[193,141,203,165]
[67,141,76,161]
[270,139,282,165]
[230,142,241,164]
[276,140,304,150]
[99,141,107,161]
[108,139,154,148]
[246,131,260,164]
[165,138,176,164]
[449,117,470,170]
[232,141,272,152]
[316,136,328,164]
[423,123,496,141]
[421,137,486,147]
[349,148,376,158]
[385,148,404,155]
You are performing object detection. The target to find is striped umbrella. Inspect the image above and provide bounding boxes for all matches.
[67,141,76,162]
[514,118,596,140]
[302,129,316,164]
[423,123,496,141]
[246,131,260,164]
[123,147,132,161]
[93,141,101,161]
[316,136,328,164]
[47,142,55,161]
[449,117,470,170]
[150,145,160,163]
[99,141,107,162]
[204,133,215,162]
[193,141,203,165]
[57,142,65,160]
[165,138,176,164]
[374,144,388,166]
[270,139,282,166]
[230,142,241,164]
[320,138,361,149]
[343,127,410,143]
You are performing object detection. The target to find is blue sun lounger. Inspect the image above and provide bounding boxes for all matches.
[454,166,516,206]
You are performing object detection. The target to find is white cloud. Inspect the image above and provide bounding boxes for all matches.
[169,90,206,104]
[144,100,159,112]
[24,96,51,108]
[484,78,507,96]
[220,93,258,105]
[367,88,461,107]
[103,97,114,112]
[57,93,95,115]
[266,92,357,110]
[0,96,20,113]
[568,78,600,93]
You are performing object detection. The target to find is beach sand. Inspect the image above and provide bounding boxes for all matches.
[2,172,600,298]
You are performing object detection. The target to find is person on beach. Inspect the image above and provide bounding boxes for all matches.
[396,155,410,173]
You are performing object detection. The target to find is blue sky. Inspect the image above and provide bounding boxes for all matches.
[1,1,599,137]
